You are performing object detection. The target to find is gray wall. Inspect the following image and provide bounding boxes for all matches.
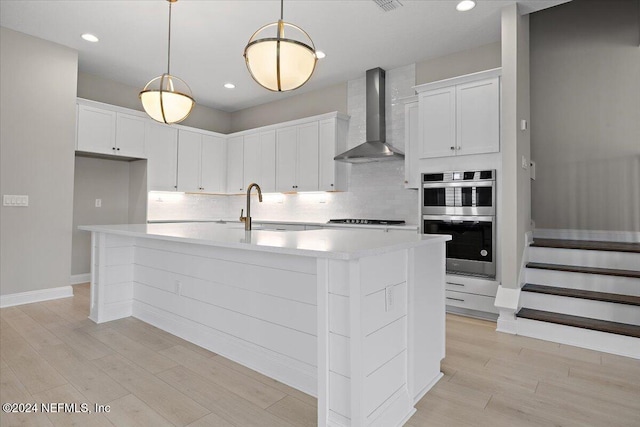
[416,42,501,85]
[501,5,531,288]
[72,157,131,275]
[0,27,78,296]
[229,83,348,132]
[78,72,232,133]
[530,0,640,232]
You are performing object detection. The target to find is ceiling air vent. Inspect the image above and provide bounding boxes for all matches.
[372,0,404,12]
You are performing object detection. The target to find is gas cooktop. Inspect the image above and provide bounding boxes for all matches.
[328,219,406,225]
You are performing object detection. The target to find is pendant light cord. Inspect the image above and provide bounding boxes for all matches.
[280,0,284,20]
[167,1,173,75]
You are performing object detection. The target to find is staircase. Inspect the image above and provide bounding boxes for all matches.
[515,238,640,358]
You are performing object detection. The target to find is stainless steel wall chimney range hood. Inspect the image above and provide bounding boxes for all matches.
[334,68,405,163]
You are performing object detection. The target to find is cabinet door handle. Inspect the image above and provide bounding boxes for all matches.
[449,283,465,287]
[116,147,120,151]
[457,146,461,150]
[450,146,455,150]
[112,147,116,150]
[330,183,334,187]
[446,297,465,302]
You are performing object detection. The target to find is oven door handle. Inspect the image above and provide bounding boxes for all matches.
[423,215,495,223]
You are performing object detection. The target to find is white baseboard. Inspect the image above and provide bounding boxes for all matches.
[516,318,640,359]
[533,228,640,243]
[70,273,91,285]
[0,285,74,308]
[132,301,317,396]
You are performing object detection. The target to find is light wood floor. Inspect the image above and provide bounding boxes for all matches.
[1,284,639,427]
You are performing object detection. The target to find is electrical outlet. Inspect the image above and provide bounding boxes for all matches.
[95,198,102,208]
[530,161,536,180]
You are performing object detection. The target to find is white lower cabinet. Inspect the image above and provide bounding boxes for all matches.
[445,275,499,317]
[177,130,225,193]
[146,121,178,191]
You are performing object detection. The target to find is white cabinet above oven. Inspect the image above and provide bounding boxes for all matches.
[415,68,501,159]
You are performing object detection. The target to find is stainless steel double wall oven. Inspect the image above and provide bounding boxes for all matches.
[421,170,496,278]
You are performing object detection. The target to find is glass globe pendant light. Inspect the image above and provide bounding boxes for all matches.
[140,0,195,124]
[244,0,318,92]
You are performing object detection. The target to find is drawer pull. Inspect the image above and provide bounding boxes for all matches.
[448,283,465,287]
[446,297,465,302]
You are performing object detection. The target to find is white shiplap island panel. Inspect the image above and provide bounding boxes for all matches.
[80,223,450,427]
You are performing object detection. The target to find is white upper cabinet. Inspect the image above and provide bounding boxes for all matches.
[419,87,456,159]
[318,118,348,191]
[200,135,226,193]
[115,113,146,158]
[243,130,276,193]
[296,121,320,191]
[276,122,319,192]
[177,130,226,193]
[177,130,202,192]
[416,69,501,159]
[76,104,116,155]
[146,121,178,191]
[404,101,420,189]
[76,104,146,158]
[456,78,500,156]
[275,126,298,192]
[226,136,244,193]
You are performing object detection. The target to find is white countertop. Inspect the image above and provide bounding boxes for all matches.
[80,222,447,260]
[146,218,419,231]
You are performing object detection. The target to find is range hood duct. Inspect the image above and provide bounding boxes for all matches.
[334,67,404,163]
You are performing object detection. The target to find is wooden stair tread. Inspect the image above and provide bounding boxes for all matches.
[526,262,640,279]
[531,239,640,253]
[522,283,640,306]
[516,308,640,338]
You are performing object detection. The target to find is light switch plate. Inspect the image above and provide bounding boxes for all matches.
[3,195,28,207]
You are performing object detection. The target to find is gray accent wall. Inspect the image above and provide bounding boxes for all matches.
[530,0,640,232]
[72,157,132,275]
[0,27,78,296]
[416,42,501,85]
[229,83,348,132]
[78,72,232,133]
[501,5,531,288]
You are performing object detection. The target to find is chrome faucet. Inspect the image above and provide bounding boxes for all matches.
[239,183,263,231]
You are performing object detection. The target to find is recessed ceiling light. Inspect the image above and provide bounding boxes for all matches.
[316,50,326,59]
[224,83,236,89]
[456,1,476,12]
[81,33,99,43]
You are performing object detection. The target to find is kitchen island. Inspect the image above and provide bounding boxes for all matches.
[80,222,450,427]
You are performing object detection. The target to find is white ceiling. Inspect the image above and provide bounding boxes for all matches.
[0,0,569,112]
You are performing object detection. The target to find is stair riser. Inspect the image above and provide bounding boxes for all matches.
[520,292,640,326]
[525,269,640,297]
[529,247,640,271]
[515,318,640,359]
